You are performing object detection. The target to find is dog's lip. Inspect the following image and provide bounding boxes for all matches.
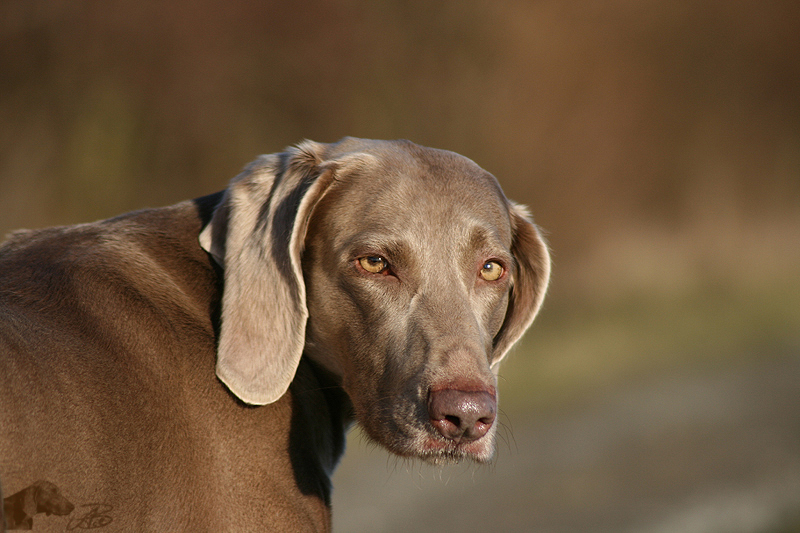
[417,433,493,461]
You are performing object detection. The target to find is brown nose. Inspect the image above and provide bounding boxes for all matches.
[428,389,497,443]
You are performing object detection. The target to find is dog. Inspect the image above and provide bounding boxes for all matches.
[3,480,75,530]
[0,138,550,531]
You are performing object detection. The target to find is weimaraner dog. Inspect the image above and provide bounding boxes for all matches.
[0,138,550,531]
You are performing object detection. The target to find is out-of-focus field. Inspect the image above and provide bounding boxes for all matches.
[2,1,798,531]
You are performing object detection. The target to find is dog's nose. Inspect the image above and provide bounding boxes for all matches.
[428,389,497,443]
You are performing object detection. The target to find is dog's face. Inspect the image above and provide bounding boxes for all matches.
[200,138,550,464]
[301,142,544,463]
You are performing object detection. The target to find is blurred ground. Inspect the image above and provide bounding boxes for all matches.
[1,1,798,531]
[333,352,800,532]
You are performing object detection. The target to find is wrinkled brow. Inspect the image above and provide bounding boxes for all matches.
[339,232,413,261]
[466,223,512,255]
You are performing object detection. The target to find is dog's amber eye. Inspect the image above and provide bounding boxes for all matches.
[359,256,389,274]
[480,261,504,281]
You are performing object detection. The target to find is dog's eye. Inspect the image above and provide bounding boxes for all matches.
[480,261,504,281]
[359,256,389,274]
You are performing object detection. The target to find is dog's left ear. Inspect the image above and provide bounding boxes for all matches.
[200,141,373,405]
[491,202,551,366]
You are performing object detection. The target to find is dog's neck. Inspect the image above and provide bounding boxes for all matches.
[286,356,353,505]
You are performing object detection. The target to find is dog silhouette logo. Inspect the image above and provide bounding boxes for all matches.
[3,480,75,530]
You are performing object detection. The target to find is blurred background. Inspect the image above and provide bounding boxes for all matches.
[1,1,798,531]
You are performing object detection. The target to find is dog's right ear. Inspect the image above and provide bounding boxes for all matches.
[199,142,375,405]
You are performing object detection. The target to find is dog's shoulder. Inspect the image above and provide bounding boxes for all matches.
[0,195,223,340]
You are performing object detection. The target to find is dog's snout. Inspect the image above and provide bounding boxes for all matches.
[428,388,497,443]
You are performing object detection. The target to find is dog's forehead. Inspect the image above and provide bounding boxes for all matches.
[328,138,494,186]
[321,139,513,249]
[334,139,507,212]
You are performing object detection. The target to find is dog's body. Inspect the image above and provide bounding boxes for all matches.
[0,139,549,531]
[0,194,345,530]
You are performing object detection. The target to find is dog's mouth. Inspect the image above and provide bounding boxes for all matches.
[360,411,498,465]
[366,429,496,465]
[351,381,499,464]
[417,432,496,464]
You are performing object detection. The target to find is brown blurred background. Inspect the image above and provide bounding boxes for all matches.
[2,1,799,531]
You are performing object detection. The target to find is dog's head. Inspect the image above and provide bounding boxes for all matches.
[200,138,550,463]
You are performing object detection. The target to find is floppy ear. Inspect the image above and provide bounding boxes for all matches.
[491,202,551,366]
[199,141,341,405]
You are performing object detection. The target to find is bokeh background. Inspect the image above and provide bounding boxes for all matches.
[2,1,799,531]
